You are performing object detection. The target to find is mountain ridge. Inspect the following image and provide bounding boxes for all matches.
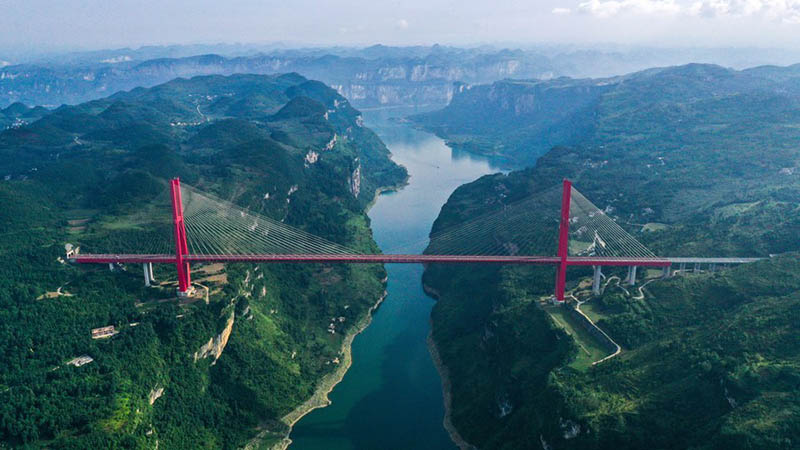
[0,72,405,448]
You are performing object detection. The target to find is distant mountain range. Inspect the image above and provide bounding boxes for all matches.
[412,63,800,166]
[4,44,800,110]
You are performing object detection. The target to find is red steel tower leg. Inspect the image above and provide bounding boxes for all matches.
[555,179,572,301]
[170,178,191,295]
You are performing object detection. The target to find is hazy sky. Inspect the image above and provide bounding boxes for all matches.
[2,0,800,51]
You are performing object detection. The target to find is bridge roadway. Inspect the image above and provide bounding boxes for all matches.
[72,253,672,267]
[666,257,765,264]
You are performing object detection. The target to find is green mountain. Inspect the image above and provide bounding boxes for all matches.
[0,102,49,130]
[0,73,405,448]
[411,63,800,166]
[421,64,800,449]
[415,64,800,256]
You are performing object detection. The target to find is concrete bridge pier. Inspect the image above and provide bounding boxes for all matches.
[592,266,603,295]
[108,263,114,271]
[709,263,717,273]
[679,262,686,274]
[626,266,638,285]
[662,265,672,279]
[143,263,155,287]
[694,262,701,273]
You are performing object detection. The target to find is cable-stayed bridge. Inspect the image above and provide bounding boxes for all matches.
[69,178,761,301]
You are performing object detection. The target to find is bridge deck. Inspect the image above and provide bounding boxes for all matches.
[72,254,672,266]
[666,257,765,264]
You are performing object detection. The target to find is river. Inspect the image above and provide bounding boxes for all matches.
[288,108,504,449]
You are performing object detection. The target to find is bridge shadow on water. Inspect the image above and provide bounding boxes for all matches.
[290,264,457,450]
[293,333,456,449]
[341,329,457,450]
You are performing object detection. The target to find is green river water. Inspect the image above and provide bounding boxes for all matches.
[289,109,503,449]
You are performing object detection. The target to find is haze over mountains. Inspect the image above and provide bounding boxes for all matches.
[4,44,800,110]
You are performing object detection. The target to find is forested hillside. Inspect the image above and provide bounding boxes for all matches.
[0,73,405,448]
[0,102,49,130]
[421,64,800,449]
[412,64,800,164]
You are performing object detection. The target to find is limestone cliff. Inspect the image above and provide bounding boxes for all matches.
[349,160,361,198]
[193,311,235,365]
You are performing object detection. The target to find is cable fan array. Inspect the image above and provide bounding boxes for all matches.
[424,186,563,257]
[568,187,657,259]
[180,184,357,257]
[78,179,659,261]
[77,189,175,255]
[423,183,658,260]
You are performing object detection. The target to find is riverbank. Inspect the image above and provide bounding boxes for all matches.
[287,108,498,448]
[246,288,389,450]
[246,169,407,449]
[364,181,409,213]
[427,329,476,450]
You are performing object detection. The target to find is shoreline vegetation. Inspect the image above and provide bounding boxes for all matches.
[251,146,411,449]
[424,279,475,449]
[248,167,407,450]
[427,330,477,450]
[363,173,410,213]
[248,154,419,449]
[248,288,389,450]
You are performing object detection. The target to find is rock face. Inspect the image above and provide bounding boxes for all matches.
[0,48,561,108]
[193,311,235,365]
[349,161,361,198]
[304,150,319,165]
[148,386,165,405]
[323,134,337,152]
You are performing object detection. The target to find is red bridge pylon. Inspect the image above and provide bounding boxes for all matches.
[555,179,572,301]
[170,178,192,296]
[71,177,673,299]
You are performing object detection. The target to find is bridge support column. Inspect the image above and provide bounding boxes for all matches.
[679,262,686,274]
[662,265,672,279]
[592,266,603,295]
[143,264,151,287]
[143,263,155,287]
[694,262,700,273]
[626,266,637,285]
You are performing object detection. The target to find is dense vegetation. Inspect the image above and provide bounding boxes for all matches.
[0,73,405,448]
[421,64,800,448]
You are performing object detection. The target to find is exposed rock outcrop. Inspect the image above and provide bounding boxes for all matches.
[349,160,361,198]
[304,150,319,165]
[323,134,337,152]
[149,386,165,405]
[193,311,235,365]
